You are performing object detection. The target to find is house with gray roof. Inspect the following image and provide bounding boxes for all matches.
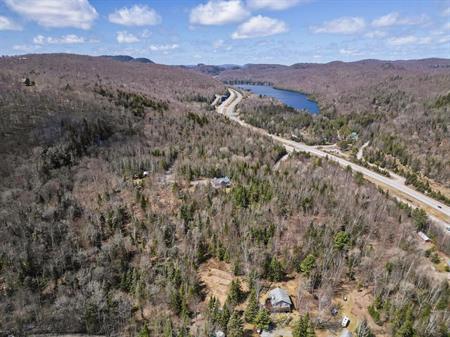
[266,287,292,312]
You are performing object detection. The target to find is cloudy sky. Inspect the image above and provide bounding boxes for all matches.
[0,0,449,65]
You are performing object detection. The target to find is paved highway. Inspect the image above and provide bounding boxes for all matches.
[217,88,450,226]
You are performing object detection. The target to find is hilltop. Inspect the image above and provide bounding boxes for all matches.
[100,55,155,64]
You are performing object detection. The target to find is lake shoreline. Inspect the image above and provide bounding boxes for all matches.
[234,83,320,114]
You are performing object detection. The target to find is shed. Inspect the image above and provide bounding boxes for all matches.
[267,287,292,312]
[418,231,431,242]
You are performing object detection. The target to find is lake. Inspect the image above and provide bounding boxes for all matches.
[235,84,319,114]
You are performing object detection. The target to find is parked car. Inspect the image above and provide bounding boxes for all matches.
[341,316,350,328]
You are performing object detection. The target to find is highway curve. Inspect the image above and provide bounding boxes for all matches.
[217,88,450,227]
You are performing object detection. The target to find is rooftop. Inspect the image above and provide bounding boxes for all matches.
[268,287,292,305]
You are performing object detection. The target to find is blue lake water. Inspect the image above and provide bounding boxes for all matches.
[235,84,319,114]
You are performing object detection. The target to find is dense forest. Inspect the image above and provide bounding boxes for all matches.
[0,55,448,337]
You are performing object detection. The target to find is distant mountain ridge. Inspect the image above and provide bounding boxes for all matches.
[180,63,241,76]
[100,54,155,64]
[186,58,450,77]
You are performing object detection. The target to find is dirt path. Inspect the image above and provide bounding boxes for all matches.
[356,141,370,160]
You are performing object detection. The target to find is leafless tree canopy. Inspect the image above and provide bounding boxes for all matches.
[0,54,448,337]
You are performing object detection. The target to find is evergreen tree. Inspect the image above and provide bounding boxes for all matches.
[227,311,244,337]
[207,296,220,324]
[395,317,415,337]
[227,279,244,306]
[300,254,316,276]
[394,307,415,337]
[356,319,374,337]
[269,256,285,281]
[244,288,259,323]
[293,313,315,337]
[334,231,350,250]
[219,305,231,331]
[164,319,174,337]
[138,325,150,337]
[254,308,271,331]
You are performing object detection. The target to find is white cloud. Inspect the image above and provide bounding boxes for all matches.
[438,35,450,43]
[4,0,97,29]
[212,39,233,51]
[365,30,387,38]
[312,17,365,34]
[190,0,249,25]
[149,44,179,51]
[444,22,450,30]
[13,44,41,52]
[232,15,287,39]
[442,7,450,16]
[246,0,303,10]
[387,35,432,46]
[372,12,428,27]
[372,12,399,27]
[212,39,232,51]
[33,34,87,44]
[141,29,151,38]
[116,31,139,44]
[339,48,362,56]
[109,5,161,26]
[0,15,21,30]
[213,39,225,48]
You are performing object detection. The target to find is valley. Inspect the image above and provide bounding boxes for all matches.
[0,54,448,337]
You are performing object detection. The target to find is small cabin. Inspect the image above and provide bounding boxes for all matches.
[418,231,431,242]
[211,176,231,189]
[266,287,292,313]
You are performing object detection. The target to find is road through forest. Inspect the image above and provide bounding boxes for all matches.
[217,88,450,227]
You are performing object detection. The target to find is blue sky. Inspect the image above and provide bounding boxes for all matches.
[0,0,449,65]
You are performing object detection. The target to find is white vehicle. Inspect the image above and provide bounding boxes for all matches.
[341,316,350,328]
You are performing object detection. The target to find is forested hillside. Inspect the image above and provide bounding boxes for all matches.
[218,59,450,188]
[0,54,448,337]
